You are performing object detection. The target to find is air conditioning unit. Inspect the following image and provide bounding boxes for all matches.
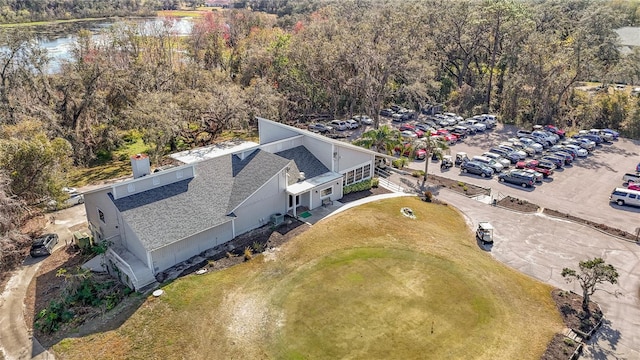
[271,213,284,226]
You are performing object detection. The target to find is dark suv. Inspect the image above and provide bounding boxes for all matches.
[30,233,59,257]
[460,160,494,178]
[498,170,535,188]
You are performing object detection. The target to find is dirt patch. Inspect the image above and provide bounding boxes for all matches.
[544,208,638,241]
[496,195,540,213]
[542,289,602,360]
[426,174,490,197]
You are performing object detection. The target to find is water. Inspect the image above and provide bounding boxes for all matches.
[24,17,194,72]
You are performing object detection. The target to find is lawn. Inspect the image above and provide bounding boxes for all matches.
[53,197,562,359]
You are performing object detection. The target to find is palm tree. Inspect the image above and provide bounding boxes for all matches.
[417,131,448,182]
[353,125,401,155]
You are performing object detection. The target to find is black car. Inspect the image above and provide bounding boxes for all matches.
[498,170,536,188]
[460,160,494,178]
[30,233,59,257]
[540,155,564,169]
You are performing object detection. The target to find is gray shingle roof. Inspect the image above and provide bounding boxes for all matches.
[275,146,330,179]
[113,149,290,252]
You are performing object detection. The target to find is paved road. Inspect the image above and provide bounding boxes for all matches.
[402,124,640,234]
[0,205,86,360]
[433,189,640,360]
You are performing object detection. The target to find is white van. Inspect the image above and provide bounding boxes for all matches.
[610,188,640,207]
[472,155,503,173]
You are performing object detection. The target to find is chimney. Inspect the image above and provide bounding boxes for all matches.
[131,154,151,179]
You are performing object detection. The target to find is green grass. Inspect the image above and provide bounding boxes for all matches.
[52,197,562,360]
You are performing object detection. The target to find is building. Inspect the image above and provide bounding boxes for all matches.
[82,118,386,290]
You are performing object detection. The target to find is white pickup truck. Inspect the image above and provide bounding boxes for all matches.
[622,173,640,185]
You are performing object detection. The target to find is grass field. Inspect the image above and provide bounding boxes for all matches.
[53,197,562,359]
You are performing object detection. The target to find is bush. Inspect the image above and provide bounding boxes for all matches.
[424,191,433,202]
[252,241,265,253]
[563,338,576,347]
[244,247,253,261]
[392,157,409,169]
[371,178,379,188]
[411,170,425,177]
[343,179,373,195]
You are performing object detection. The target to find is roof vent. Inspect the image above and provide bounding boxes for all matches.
[298,172,305,181]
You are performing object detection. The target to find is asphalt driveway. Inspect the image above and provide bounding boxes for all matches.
[404,124,640,234]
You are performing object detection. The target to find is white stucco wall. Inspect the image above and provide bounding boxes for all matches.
[310,179,343,209]
[149,221,234,273]
[260,136,304,154]
[259,119,303,144]
[84,189,123,246]
[334,145,375,172]
[303,136,334,170]
[120,220,148,269]
[233,172,287,235]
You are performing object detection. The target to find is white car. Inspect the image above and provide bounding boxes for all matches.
[400,130,417,139]
[47,192,84,210]
[353,115,373,125]
[498,145,527,160]
[564,144,589,157]
[346,119,360,129]
[482,152,511,168]
[518,138,544,153]
[329,120,348,131]
[461,119,486,132]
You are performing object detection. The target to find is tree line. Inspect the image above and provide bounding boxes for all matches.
[0,0,160,23]
[1,0,640,273]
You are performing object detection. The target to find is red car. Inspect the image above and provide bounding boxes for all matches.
[394,143,427,160]
[516,159,554,178]
[544,124,566,138]
[399,124,424,138]
[628,182,640,191]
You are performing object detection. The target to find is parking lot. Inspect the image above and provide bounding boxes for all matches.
[397,123,640,234]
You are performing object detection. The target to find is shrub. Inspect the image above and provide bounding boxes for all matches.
[462,186,468,192]
[252,241,265,253]
[563,338,576,347]
[457,181,464,187]
[371,178,379,188]
[424,191,433,202]
[392,157,409,169]
[411,170,425,177]
[343,179,373,195]
[244,247,253,261]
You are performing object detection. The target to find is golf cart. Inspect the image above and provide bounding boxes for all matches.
[455,152,469,167]
[476,222,494,244]
[440,155,453,170]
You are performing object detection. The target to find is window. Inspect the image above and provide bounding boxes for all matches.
[346,170,355,185]
[98,209,105,223]
[363,164,371,178]
[630,194,637,199]
[321,187,333,197]
[355,167,363,182]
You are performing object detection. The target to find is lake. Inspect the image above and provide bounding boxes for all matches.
[27,17,194,72]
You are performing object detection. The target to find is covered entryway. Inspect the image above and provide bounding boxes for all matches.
[286,172,343,218]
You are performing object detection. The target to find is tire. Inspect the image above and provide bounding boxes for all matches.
[499,177,505,182]
[79,197,85,204]
[521,183,527,188]
[616,199,624,206]
[462,168,468,173]
[481,172,487,178]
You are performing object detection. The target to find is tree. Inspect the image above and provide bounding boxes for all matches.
[0,171,29,278]
[352,125,400,155]
[561,257,620,314]
[417,131,447,182]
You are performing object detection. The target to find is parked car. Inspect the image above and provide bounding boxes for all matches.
[540,155,564,168]
[610,187,640,207]
[460,160,494,178]
[601,128,619,140]
[532,130,557,146]
[472,155,503,173]
[520,168,543,183]
[308,123,332,133]
[628,183,640,191]
[380,108,394,117]
[482,152,511,169]
[352,115,373,125]
[516,159,554,178]
[636,162,640,172]
[622,173,640,185]
[489,147,520,164]
[344,119,358,129]
[463,119,486,132]
[415,123,433,133]
[552,151,573,165]
[574,138,596,151]
[498,169,536,188]
[574,133,603,145]
[30,233,59,257]
[451,128,467,139]
[518,138,544,153]
[544,124,565,138]
[472,114,496,129]
[497,145,526,160]
[589,129,613,142]
[329,120,348,131]
[563,144,589,157]
[401,130,417,139]
[47,191,85,211]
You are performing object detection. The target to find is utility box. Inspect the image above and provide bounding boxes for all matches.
[271,213,284,226]
[73,231,93,248]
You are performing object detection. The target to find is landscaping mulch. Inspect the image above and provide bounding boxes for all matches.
[542,289,603,360]
[426,174,490,197]
[496,195,540,213]
[543,208,638,241]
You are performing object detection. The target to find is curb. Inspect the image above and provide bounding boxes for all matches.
[542,212,638,244]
